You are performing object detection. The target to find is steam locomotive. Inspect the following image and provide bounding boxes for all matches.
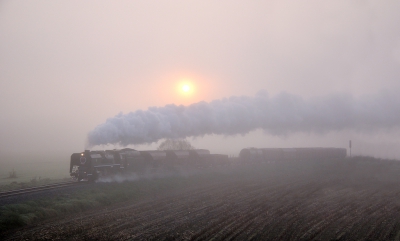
[70,147,347,181]
[70,148,229,182]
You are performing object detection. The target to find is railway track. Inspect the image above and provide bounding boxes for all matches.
[0,181,79,198]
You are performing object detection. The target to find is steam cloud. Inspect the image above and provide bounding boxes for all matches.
[88,91,400,146]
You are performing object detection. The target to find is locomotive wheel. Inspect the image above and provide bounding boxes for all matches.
[89,172,98,182]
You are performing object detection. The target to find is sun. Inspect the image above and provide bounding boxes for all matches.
[176,78,195,98]
[182,84,190,93]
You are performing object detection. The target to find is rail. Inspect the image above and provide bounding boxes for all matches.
[0,181,80,198]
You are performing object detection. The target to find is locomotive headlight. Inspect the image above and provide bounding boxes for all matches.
[81,153,84,156]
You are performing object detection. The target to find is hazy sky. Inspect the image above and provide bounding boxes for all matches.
[1,1,400,158]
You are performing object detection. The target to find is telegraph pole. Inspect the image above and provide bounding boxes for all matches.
[349,140,352,158]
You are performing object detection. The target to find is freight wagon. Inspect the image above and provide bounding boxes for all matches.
[239,147,347,163]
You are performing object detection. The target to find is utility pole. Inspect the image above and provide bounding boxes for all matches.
[349,140,352,158]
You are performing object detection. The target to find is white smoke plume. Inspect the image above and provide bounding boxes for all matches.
[87,91,400,146]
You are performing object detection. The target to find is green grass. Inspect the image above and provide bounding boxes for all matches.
[0,177,72,192]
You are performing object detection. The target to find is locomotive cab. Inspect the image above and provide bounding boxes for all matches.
[70,150,99,182]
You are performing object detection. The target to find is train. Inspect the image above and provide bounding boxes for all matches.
[239,147,347,163]
[70,147,346,182]
[70,148,229,182]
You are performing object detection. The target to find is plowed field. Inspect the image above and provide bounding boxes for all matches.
[6,157,400,240]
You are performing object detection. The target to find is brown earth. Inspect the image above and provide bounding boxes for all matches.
[5,157,400,240]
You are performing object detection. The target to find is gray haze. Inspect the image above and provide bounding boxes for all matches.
[1,1,400,158]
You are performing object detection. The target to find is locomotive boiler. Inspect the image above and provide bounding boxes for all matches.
[71,148,152,181]
[70,148,229,181]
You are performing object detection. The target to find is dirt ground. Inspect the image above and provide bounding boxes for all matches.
[5,157,400,240]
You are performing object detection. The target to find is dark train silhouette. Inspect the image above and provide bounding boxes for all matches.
[70,148,229,182]
[70,147,346,181]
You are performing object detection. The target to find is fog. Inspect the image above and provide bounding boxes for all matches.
[1,1,400,159]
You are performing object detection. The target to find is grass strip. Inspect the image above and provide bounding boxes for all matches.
[0,177,71,192]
